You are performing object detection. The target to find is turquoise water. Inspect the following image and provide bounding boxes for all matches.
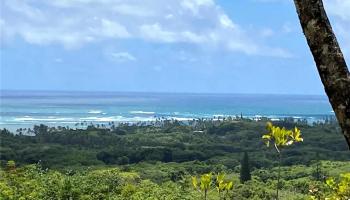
[0,90,334,130]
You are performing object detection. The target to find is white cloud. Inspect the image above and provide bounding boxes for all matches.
[100,19,130,38]
[180,0,214,16]
[219,14,236,29]
[1,0,290,57]
[139,23,206,43]
[112,4,155,17]
[110,52,137,62]
[140,23,178,43]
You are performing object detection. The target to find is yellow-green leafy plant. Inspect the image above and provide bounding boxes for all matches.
[192,173,212,200]
[192,172,234,200]
[262,122,303,152]
[324,173,350,200]
[215,173,233,200]
[262,122,303,200]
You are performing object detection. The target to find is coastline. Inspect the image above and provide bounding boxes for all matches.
[1,114,337,133]
[1,90,335,132]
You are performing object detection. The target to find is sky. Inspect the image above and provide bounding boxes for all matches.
[0,0,349,95]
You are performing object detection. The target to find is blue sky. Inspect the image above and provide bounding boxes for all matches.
[1,0,349,95]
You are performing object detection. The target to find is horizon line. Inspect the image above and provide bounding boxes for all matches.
[0,89,328,97]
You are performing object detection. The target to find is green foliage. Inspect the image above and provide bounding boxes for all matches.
[240,152,251,183]
[262,122,303,152]
[6,160,15,171]
[324,173,350,200]
[308,172,350,200]
[192,173,212,199]
[0,160,349,199]
[233,180,275,200]
[0,120,349,199]
[1,121,349,170]
[215,173,233,200]
[0,164,197,200]
[262,122,304,200]
[192,172,233,200]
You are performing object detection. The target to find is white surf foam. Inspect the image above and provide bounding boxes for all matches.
[129,111,155,115]
[88,110,103,114]
[14,117,73,122]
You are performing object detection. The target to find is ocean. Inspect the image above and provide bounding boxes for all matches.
[0,90,335,131]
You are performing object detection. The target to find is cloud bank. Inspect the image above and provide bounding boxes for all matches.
[1,0,291,57]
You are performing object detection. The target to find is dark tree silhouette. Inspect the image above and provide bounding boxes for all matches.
[293,0,350,148]
[240,152,251,183]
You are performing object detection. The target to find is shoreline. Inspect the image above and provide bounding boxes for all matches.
[1,114,338,133]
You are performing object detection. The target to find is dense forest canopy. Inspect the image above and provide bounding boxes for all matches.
[1,119,349,199]
[1,119,349,169]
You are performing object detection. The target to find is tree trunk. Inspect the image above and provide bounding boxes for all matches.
[276,152,281,200]
[293,0,350,148]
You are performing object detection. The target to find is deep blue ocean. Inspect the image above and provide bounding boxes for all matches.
[0,90,334,131]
